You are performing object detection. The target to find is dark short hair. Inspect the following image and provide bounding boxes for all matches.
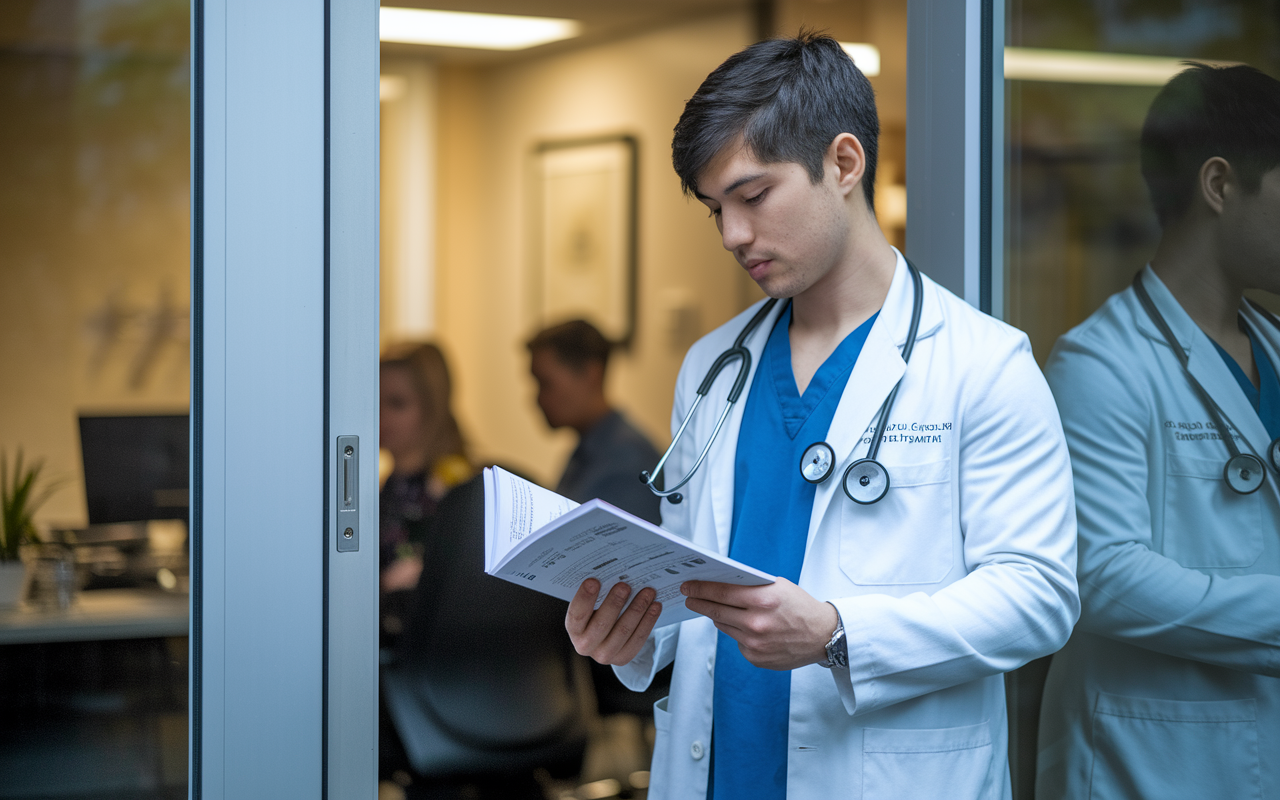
[1141,63,1280,227]
[672,32,880,210]
[526,319,612,372]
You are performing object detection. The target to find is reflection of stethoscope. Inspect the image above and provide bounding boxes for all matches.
[641,260,924,505]
[1133,270,1280,494]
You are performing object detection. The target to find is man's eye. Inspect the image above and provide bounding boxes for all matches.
[707,207,721,218]
[745,189,767,205]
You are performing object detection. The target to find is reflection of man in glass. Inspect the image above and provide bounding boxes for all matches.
[1037,64,1280,799]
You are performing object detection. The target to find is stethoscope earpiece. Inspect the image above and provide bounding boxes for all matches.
[1224,453,1266,495]
[842,459,890,505]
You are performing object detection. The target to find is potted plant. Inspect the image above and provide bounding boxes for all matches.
[1,450,62,607]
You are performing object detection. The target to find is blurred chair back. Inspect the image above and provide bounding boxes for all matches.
[381,473,594,778]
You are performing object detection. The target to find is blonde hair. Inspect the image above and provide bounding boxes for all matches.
[380,342,467,468]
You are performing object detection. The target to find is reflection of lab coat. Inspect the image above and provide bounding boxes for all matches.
[617,253,1079,800]
[1036,266,1280,800]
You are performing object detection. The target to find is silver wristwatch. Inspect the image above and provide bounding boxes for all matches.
[818,606,848,669]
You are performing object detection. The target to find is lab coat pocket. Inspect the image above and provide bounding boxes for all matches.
[1088,693,1261,800]
[841,460,952,585]
[862,721,994,800]
[1163,454,1262,568]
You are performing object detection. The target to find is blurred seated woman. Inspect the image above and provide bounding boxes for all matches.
[379,342,472,638]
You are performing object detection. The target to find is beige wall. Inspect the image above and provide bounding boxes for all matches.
[0,1,189,528]
[380,57,438,347]
[774,0,909,248]
[429,11,756,487]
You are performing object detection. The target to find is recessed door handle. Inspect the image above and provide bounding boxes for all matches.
[337,435,359,552]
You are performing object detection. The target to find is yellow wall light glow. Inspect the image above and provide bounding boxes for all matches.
[379,7,582,51]
[1005,47,1237,86]
[839,42,881,77]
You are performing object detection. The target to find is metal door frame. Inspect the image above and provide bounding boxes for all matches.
[906,0,1005,319]
[191,1,380,796]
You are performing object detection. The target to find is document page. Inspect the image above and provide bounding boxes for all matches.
[484,466,579,571]
[483,467,773,629]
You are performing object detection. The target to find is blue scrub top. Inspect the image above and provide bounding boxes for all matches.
[1211,324,1280,442]
[710,303,877,800]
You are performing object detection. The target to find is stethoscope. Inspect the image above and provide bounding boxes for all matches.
[1133,270,1280,494]
[641,259,924,505]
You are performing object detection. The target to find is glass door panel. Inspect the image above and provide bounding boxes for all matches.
[1005,0,1280,363]
[0,1,190,797]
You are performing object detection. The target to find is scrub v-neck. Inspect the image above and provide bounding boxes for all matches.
[1211,322,1280,441]
[710,302,878,800]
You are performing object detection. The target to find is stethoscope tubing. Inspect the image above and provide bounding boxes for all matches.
[641,297,780,501]
[642,258,925,505]
[859,262,925,468]
[833,260,924,504]
[1132,271,1272,493]
[1245,299,1280,474]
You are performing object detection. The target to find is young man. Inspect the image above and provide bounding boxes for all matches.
[565,34,1079,799]
[1036,65,1280,799]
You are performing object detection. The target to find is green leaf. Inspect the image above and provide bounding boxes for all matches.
[0,449,64,561]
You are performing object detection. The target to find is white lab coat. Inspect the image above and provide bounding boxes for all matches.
[1036,266,1280,800]
[617,251,1079,800]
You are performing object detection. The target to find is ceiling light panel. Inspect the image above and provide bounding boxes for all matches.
[1005,47,1236,86]
[839,43,881,77]
[379,7,582,51]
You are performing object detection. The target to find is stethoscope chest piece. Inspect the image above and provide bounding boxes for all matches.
[800,442,836,484]
[843,458,890,505]
[1224,452,1266,495]
[1270,437,1280,474]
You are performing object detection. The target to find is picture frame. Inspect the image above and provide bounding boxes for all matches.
[530,134,638,348]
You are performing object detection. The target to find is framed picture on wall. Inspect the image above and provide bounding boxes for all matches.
[530,134,638,348]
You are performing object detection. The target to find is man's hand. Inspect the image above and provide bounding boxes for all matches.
[681,577,838,671]
[565,578,662,666]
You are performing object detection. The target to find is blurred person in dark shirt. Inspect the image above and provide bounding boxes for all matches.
[527,320,663,524]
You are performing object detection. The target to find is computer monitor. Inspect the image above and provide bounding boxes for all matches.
[79,414,189,525]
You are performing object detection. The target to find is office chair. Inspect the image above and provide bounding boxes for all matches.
[381,473,595,780]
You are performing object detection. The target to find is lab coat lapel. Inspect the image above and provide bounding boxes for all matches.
[806,253,943,543]
[707,299,787,555]
[1243,304,1280,504]
[1138,267,1275,471]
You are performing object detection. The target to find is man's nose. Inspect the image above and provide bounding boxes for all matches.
[719,210,752,252]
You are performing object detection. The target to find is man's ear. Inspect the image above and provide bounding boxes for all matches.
[1198,156,1233,216]
[829,133,867,200]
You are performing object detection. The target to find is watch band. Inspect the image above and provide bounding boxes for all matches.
[819,605,848,669]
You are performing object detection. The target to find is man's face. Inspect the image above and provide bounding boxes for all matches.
[694,140,850,299]
[530,348,594,430]
[1223,165,1280,295]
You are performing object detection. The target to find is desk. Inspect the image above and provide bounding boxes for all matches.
[0,588,189,645]
[0,588,189,795]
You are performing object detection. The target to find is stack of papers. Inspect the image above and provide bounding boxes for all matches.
[483,466,774,629]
